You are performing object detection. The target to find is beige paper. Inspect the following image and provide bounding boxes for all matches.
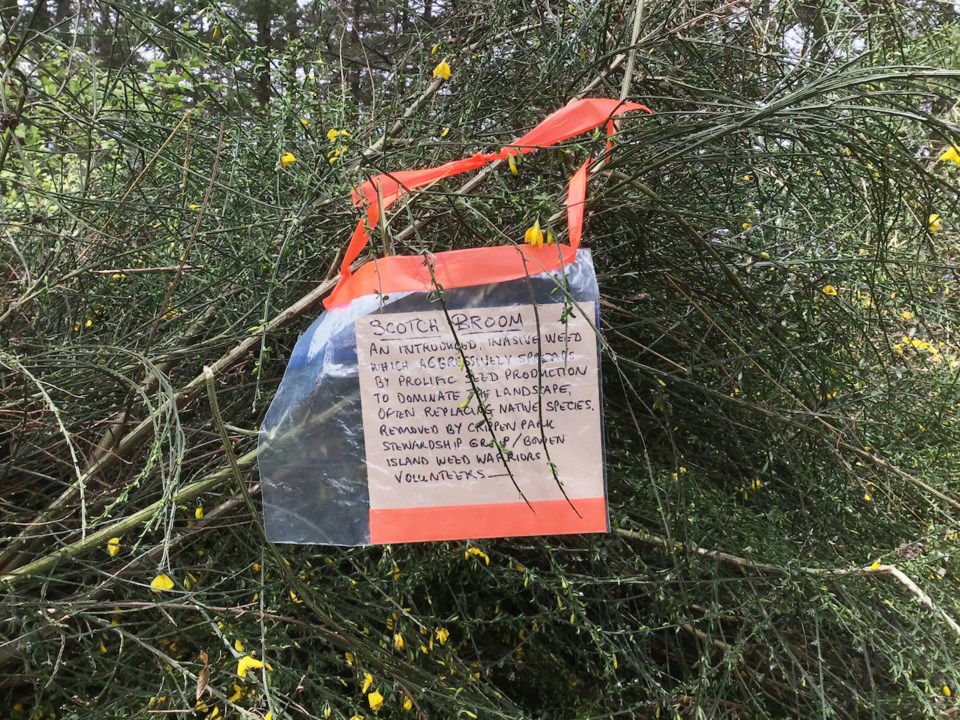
[356,302,603,510]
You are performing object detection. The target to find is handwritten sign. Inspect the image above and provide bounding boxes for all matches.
[355,302,607,543]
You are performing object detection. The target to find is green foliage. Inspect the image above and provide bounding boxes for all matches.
[2,1,960,719]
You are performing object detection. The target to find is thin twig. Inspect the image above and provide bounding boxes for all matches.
[619,0,646,102]
[89,266,198,274]
[616,528,960,640]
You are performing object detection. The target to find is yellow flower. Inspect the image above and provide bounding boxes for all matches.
[326,129,340,141]
[237,655,271,679]
[393,632,405,651]
[508,153,518,176]
[945,685,953,698]
[870,560,881,571]
[402,697,413,711]
[300,118,309,127]
[289,589,303,604]
[524,220,544,249]
[465,546,490,565]
[939,146,960,167]
[228,684,243,702]
[431,44,439,56]
[901,310,914,322]
[864,493,872,502]
[234,639,244,653]
[367,690,384,711]
[742,222,752,230]
[194,506,204,520]
[280,152,297,169]
[252,562,261,572]
[432,59,451,81]
[929,213,942,234]
[350,715,364,720]
[265,713,272,720]
[440,127,450,138]
[85,318,93,328]
[822,285,837,297]
[435,627,449,645]
[361,672,373,694]
[150,574,175,593]
[107,537,121,557]
[188,203,200,210]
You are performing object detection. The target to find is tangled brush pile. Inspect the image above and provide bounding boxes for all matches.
[2,1,959,717]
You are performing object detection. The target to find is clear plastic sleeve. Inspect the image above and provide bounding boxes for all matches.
[258,250,605,545]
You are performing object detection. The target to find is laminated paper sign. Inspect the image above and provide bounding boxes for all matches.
[355,302,607,543]
[259,99,652,545]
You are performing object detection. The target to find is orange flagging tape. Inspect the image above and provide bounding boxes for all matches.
[324,98,651,308]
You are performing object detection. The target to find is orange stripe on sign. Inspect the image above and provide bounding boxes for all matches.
[369,497,608,544]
